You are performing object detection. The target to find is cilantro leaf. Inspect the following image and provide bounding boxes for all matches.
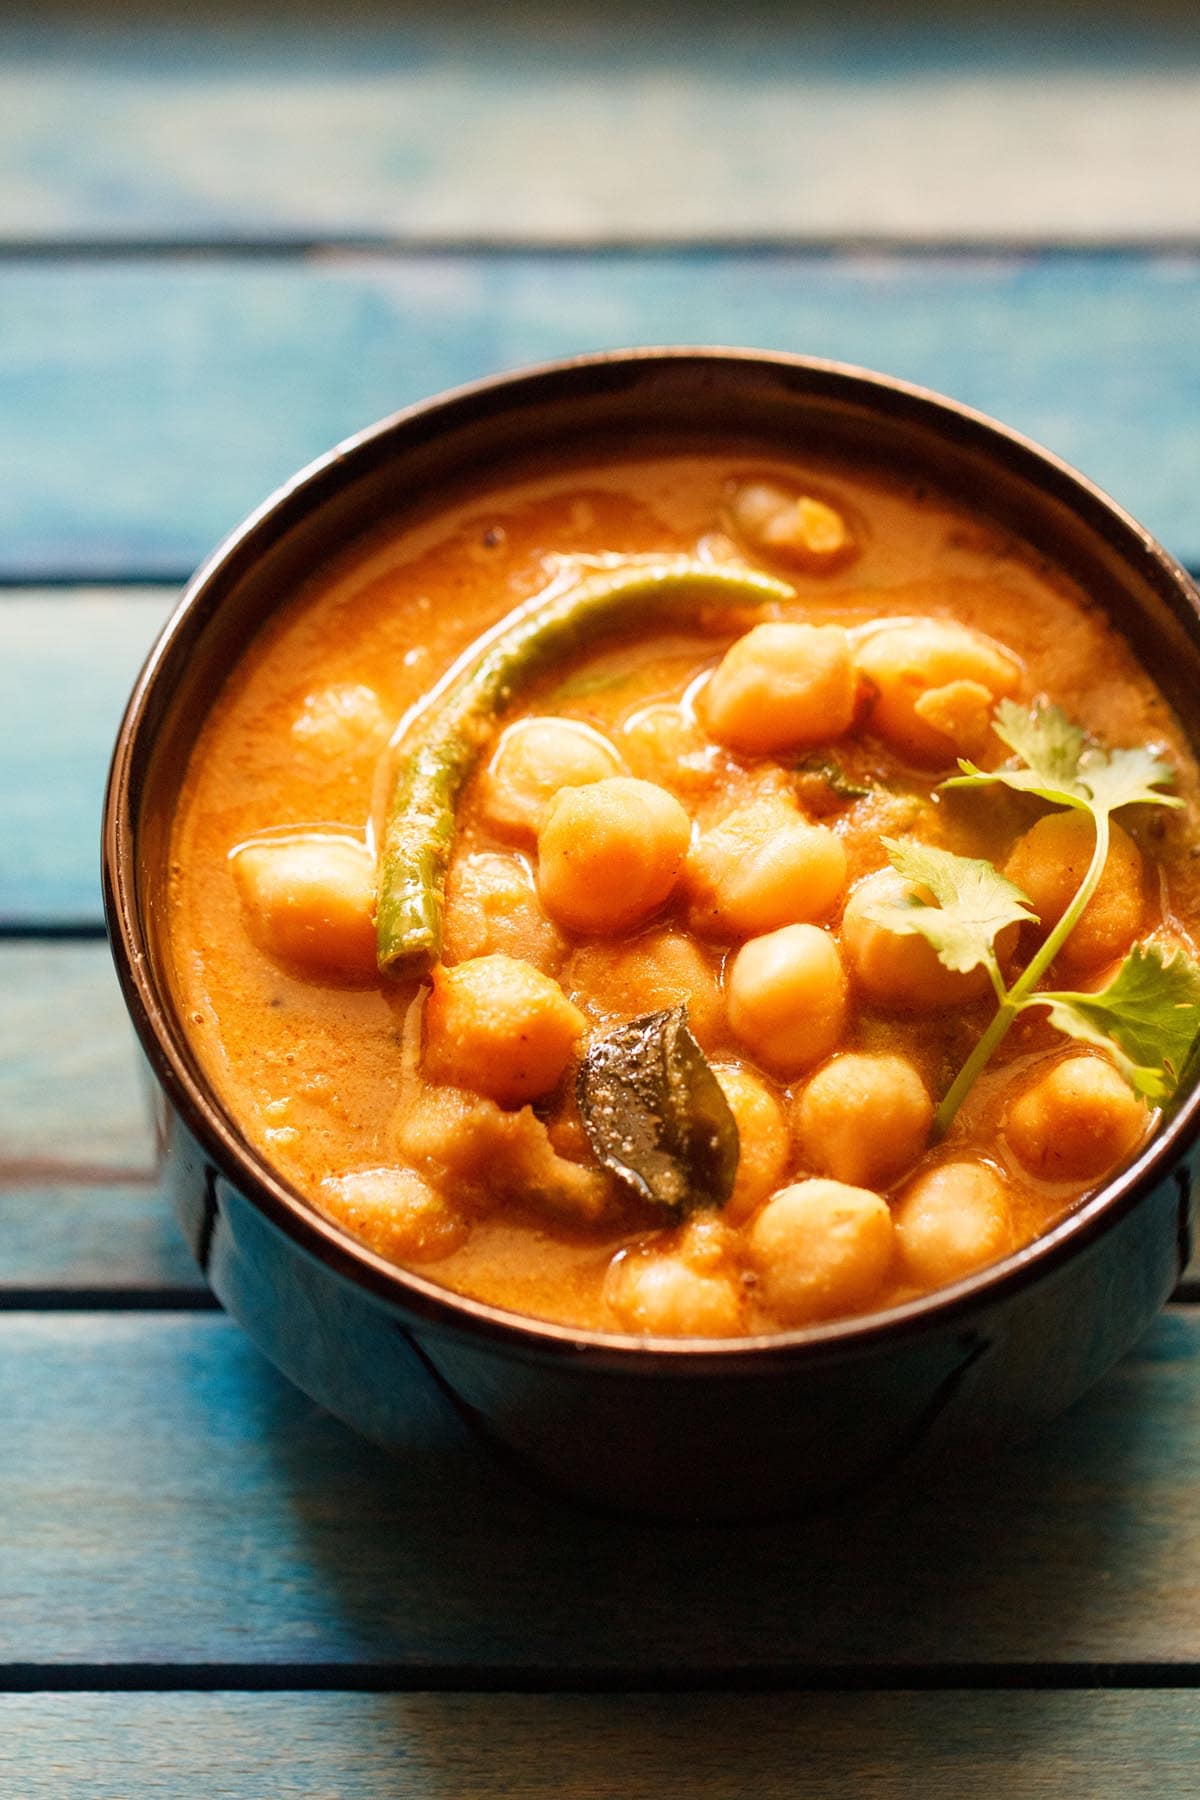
[945,699,1180,816]
[917,697,1193,1134]
[945,762,1088,807]
[868,837,1038,975]
[993,700,1088,793]
[1074,744,1182,815]
[1035,943,1200,1104]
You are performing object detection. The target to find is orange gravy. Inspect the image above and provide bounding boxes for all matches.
[169,453,1200,1331]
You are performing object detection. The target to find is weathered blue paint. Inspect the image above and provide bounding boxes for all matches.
[0,592,172,922]
[2,10,1199,240]
[0,944,153,1173]
[0,1309,1197,1666]
[1,254,1199,577]
[3,12,1199,1749]
[0,1182,198,1290]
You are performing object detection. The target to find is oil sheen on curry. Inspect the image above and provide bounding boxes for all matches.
[169,453,1200,1337]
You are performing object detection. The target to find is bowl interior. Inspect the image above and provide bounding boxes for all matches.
[109,350,1200,1353]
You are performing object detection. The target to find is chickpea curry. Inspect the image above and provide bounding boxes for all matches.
[169,453,1200,1337]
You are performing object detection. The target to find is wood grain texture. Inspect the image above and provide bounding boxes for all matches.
[0,591,172,923]
[0,942,184,1287]
[0,1184,198,1291]
[4,7,1200,241]
[1,1691,1197,1798]
[0,939,198,1289]
[2,1308,1199,1668]
[0,944,153,1176]
[2,254,1200,578]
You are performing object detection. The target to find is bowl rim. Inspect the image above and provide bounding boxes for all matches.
[102,344,1200,1374]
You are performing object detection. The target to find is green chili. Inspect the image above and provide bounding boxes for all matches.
[376,559,794,976]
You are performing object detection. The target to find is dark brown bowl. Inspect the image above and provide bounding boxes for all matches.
[103,349,1200,1521]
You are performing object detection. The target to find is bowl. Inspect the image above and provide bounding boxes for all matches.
[103,349,1200,1521]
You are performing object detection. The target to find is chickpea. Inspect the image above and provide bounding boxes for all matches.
[747,1179,894,1325]
[537,777,691,934]
[712,1063,791,1224]
[231,834,377,981]
[729,481,857,570]
[443,852,566,974]
[606,1245,743,1336]
[727,924,848,1075]
[857,620,1020,765]
[620,703,721,797]
[422,954,586,1105]
[1004,811,1143,976]
[566,930,725,1049]
[676,1210,741,1272]
[291,682,390,758]
[795,1052,933,1189]
[702,622,857,754]
[394,1078,608,1223]
[318,1166,467,1263]
[841,868,994,1011]
[908,679,995,758]
[480,716,625,841]
[1006,1054,1147,1181]
[686,795,847,938]
[894,1162,1011,1287]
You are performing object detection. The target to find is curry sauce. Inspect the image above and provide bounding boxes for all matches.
[168,453,1200,1334]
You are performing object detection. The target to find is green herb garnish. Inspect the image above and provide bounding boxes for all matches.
[1038,943,1200,1105]
[868,701,1200,1134]
[869,838,1038,984]
[795,755,873,801]
[948,700,1181,817]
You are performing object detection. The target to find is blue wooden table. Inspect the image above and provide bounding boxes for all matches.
[5,8,1200,1791]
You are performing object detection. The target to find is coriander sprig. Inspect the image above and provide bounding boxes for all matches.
[868,837,1038,1002]
[1036,943,1200,1105]
[867,701,1200,1136]
[946,700,1182,818]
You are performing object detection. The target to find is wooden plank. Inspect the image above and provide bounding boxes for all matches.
[0,591,172,924]
[4,11,1200,242]
[3,254,1200,578]
[2,1308,1200,1668]
[0,940,194,1289]
[0,1184,199,1292]
[1,1692,1196,1798]
[0,944,153,1176]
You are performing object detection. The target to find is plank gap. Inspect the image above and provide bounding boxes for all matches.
[0,922,110,941]
[0,571,187,591]
[3,1660,1200,1695]
[5,235,1200,262]
[0,1290,217,1313]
